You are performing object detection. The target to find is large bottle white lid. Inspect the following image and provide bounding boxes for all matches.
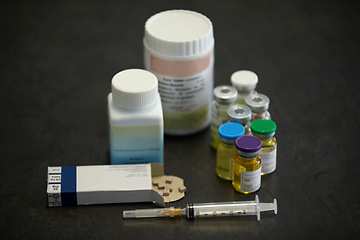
[111,69,158,109]
[144,10,214,57]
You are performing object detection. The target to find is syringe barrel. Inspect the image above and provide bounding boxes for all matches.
[186,195,277,220]
[186,200,258,219]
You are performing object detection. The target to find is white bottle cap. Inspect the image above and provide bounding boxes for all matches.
[231,70,258,92]
[111,69,158,109]
[144,10,214,57]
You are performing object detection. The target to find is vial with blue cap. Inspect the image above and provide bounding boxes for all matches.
[216,122,245,180]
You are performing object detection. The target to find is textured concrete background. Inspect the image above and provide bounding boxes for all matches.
[1,0,359,239]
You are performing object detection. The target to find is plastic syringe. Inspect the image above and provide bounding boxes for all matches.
[123,195,277,221]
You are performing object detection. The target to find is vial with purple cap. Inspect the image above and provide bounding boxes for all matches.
[232,136,262,194]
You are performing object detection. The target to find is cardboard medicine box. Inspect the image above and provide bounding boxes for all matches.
[47,163,167,207]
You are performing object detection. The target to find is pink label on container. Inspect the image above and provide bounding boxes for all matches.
[150,53,212,77]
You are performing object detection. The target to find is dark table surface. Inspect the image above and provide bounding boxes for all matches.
[1,0,359,239]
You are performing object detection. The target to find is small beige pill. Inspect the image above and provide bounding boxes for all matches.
[152,180,159,186]
[163,189,170,196]
[158,184,165,190]
[166,186,173,192]
[178,186,187,193]
[165,177,173,184]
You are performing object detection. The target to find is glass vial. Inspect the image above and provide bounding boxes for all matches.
[210,85,238,149]
[245,93,271,122]
[251,119,277,175]
[232,136,262,194]
[231,70,258,105]
[108,69,164,165]
[216,123,245,180]
[227,104,252,135]
[144,10,215,135]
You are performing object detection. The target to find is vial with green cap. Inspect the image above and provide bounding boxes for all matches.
[251,119,277,175]
[216,122,245,180]
[210,85,238,149]
[227,104,252,135]
[245,93,271,122]
[232,136,262,193]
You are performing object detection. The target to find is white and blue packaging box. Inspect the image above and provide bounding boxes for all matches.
[47,164,165,207]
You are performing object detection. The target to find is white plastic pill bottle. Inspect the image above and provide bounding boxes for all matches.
[108,69,164,166]
[144,10,215,135]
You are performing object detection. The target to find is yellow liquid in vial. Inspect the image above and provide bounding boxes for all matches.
[243,122,251,135]
[236,98,246,105]
[216,143,237,180]
[210,103,233,149]
[260,137,277,151]
[260,137,277,175]
[232,155,261,194]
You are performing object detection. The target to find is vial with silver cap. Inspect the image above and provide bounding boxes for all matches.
[210,85,238,149]
[245,93,271,122]
[227,104,252,135]
[231,70,258,105]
